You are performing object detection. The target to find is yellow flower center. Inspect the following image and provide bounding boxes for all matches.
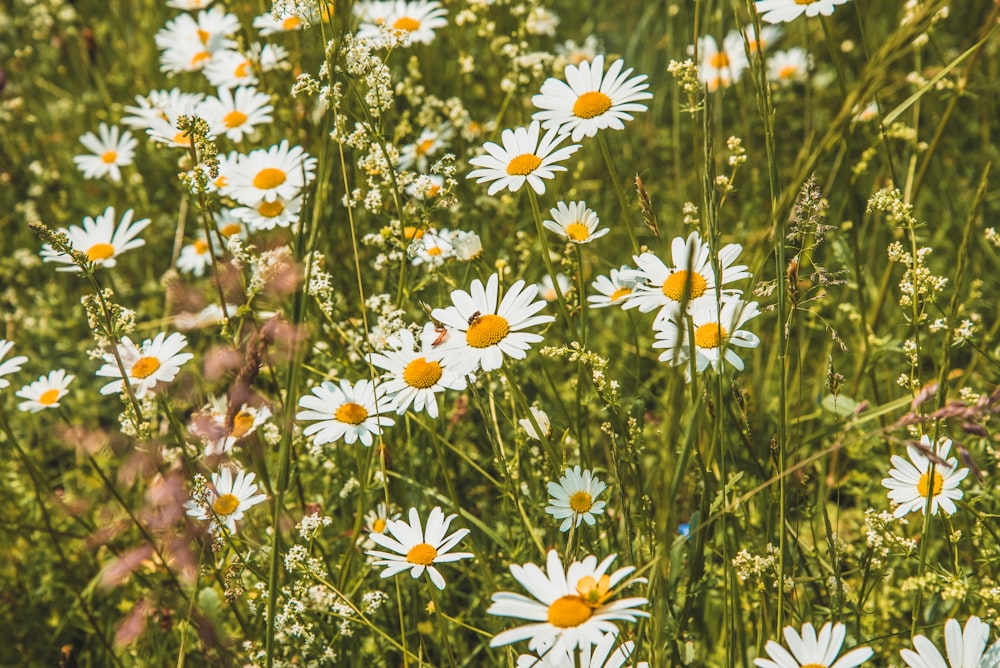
[572,91,613,119]
[234,60,251,79]
[393,16,421,31]
[190,50,211,67]
[214,175,229,189]
[220,223,242,237]
[258,200,285,217]
[569,491,593,513]
[335,402,369,425]
[38,388,61,405]
[196,29,211,45]
[253,167,287,190]
[213,493,240,516]
[709,52,730,69]
[282,16,302,30]
[465,314,510,348]
[779,65,799,79]
[223,110,248,128]
[576,574,612,606]
[406,542,437,566]
[426,184,441,197]
[565,222,591,241]
[661,270,708,301]
[131,356,162,379]
[694,323,726,349]
[320,2,334,22]
[427,246,443,256]
[506,153,542,176]
[372,518,387,533]
[230,411,256,439]
[86,243,115,262]
[416,138,435,155]
[403,357,443,389]
[172,131,192,146]
[917,470,944,498]
[194,239,209,254]
[609,287,632,302]
[101,150,118,164]
[546,595,594,628]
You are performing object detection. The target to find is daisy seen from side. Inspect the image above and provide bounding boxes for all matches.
[900,616,990,668]
[543,201,608,244]
[0,340,28,390]
[16,369,74,413]
[226,140,317,206]
[755,0,852,24]
[41,206,151,272]
[652,298,761,381]
[546,466,608,532]
[519,406,551,441]
[366,506,473,590]
[881,435,969,519]
[72,123,137,183]
[467,120,581,196]
[754,621,873,668]
[95,332,194,399]
[185,467,268,535]
[296,378,394,447]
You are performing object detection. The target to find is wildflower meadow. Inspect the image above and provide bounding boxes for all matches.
[2,0,1000,665]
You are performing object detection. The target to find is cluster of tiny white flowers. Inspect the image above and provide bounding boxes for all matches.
[297,512,333,541]
[731,544,779,585]
[864,509,916,567]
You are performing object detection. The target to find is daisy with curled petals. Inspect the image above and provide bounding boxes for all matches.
[653,298,761,381]
[532,55,652,142]
[41,206,151,272]
[0,340,28,390]
[367,323,469,419]
[518,634,649,668]
[185,467,268,535]
[755,0,852,24]
[543,201,607,244]
[366,506,473,590]
[900,616,990,668]
[881,435,969,519]
[431,273,555,373]
[226,140,317,206]
[72,123,137,183]
[488,550,649,661]
[754,621,872,668]
[198,86,274,142]
[296,379,394,447]
[96,332,194,399]
[588,266,638,309]
[546,466,608,532]
[467,120,581,196]
[16,369,74,413]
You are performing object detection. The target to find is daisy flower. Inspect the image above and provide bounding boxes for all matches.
[546,466,608,532]
[226,140,317,206]
[518,634,649,668]
[900,616,990,668]
[744,23,782,53]
[365,502,401,536]
[40,206,151,272]
[0,340,28,390]
[72,123,137,183]
[167,0,214,9]
[768,48,810,85]
[366,506,473,590]
[754,621,873,668]
[755,0,852,24]
[16,369,74,413]
[357,0,448,45]
[296,378,395,447]
[398,124,453,172]
[194,400,273,457]
[652,298,761,381]
[231,195,302,231]
[214,207,245,239]
[122,88,205,134]
[588,266,638,309]
[203,49,258,90]
[155,7,238,74]
[176,235,219,277]
[537,274,572,303]
[881,435,969,518]
[450,230,483,261]
[467,120,581,196]
[532,55,652,142]
[404,174,445,200]
[543,201,608,244]
[431,273,555,373]
[696,33,749,91]
[488,550,649,661]
[185,467,268,534]
[411,229,455,267]
[198,86,274,142]
[95,332,194,399]
[252,12,305,36]
[519,406,551,441]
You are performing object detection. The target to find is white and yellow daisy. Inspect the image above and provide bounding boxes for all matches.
[72,123,137,183]
[450,230,483,261]
[652,298,761,381]
[176,234,219,277]
[744,23,782,53]
[768,48,810,85]
[155,8,238,74]
[489,550,649,661]
[696,33,749,91]
[537,274,572,303]
[467,121,581,196]
[357,0,448,45]
[231,195,302,231]
[40,206,151,272]
[214,207,245,239]
[543,201,608,244]
[198,402,272,457]
[198,86,274,142]
[96,332,194,399]
[546,466,608,532]
[365,502,401,536]
[296,378,395,447]
[754,622,873,668]
[554,35,602,71]
[226,140,317,206]
[368,323,469,419]
[900,616,990,668]
[755,0,852,24]
[0,340,28,390]
[398,124,453,172]
[16,369,74,413]
[167,0,214,10]
[532,55,653,142]
[411,229,455,267]
[404,174,446,200]
[122,88,205,134]
[519,406,551,441]
[185,467,268,534]
[881,435,969,519]
[519,634,649,668]
[252,11,305,36]
[203,49,258,90]
[588,266,638,309]
[431,273,555,373]
[366,506,473,590]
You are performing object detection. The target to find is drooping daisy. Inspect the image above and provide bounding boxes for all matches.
[155,7,239,74]
[519,634,649,668]
[754,622,873,668]
[537,274,572,303]
[588,266,638,309]
[652,298,761,381]
[546,466,608,532]
[467,121,581,196]
[16,369,74,413]
[755,0,852,24]
[226,140,317,206]
[72,123,137,183]
[296,378,395,447]
[203,49,258,90]
[881,435,969,518]
[543,201,608,244]
[696,33,749,91]
[366,506,473,590]
[197,86,274,142]
[768,48,810,85]
[519,406,551,441]
[431,273,555,373]
[252,11,305,36]
[489,550,649,661]
[0,340,28,390]
[176,234,220,277]
[95,332,194,399]
[398,124,453,172]
[231,195,302,231]
[40,206,151,272]
[532,55,652,142]
[356,0,448,45]
[900,616,990,668]
[185,467,268,534]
